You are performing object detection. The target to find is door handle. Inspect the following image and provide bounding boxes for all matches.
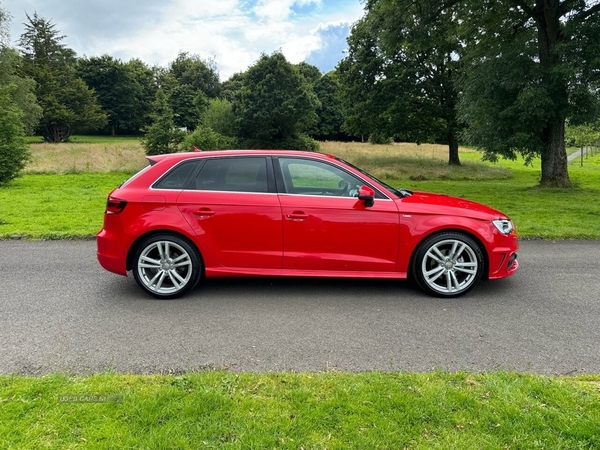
[286,211,308,220]
[193,208,215,217]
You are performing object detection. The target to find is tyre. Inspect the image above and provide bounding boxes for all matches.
[412,232,484,298]
[132,234,202,299]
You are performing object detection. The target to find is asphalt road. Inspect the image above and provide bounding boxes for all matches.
[1,240,599,375]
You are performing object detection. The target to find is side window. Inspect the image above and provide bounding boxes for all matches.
[152,161,198,189]
[278,158,365,198]
[192,157,269,193]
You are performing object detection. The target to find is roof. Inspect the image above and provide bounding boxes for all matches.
[146,150,337,164]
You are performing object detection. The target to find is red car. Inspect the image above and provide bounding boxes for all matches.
[97,150,518,299]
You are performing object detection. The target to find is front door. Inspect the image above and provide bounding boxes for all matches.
[276,157,400,272]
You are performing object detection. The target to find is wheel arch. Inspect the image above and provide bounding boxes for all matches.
[126,229,205,277]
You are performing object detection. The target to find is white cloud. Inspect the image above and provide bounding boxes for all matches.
[2,0,364,79]
[253,0,321,21]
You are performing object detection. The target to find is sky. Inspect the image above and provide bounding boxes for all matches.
[1,0,365,80]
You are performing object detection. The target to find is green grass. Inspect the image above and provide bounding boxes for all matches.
[0,173,130,239]
[1,371,599,449]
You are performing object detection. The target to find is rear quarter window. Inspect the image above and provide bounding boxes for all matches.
[152,160,199,190]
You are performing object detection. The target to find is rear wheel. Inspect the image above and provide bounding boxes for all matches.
[132,234,202,299]
[412,232,484,298]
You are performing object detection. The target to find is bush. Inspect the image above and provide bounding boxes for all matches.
[278,134,320,151]
[240,134,320,151]
[142,125,185,155]
[203,98,236,137]
[180,125,238,151]
[368,131,393,145]
[0,87,30,185]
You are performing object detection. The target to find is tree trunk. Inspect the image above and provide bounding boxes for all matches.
[534,1,571,187]
[540,117,570,187]
[448,131,460,166]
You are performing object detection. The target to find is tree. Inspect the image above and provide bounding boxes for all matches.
[142,89,184,155]
[457,0,600,186]
[126,58,159,131]
[294,63,347,141]
[168,83,209,131]
[338,0,463,163]
[159,52,220,131]
[0,85,29,185]
[295,62,322,84]
[566,122,600,148]
[169,52,221,98]
[0,7,39,184]
[233,52,319,148]
[337,19,385,142]
[220,72,245,102]
[1,8,41,135]
[0,47,41,135]
[77,55,150,135]
[18,13,106,142]
[312,73,346,141]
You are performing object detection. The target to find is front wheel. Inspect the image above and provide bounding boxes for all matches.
[412,232,484,298]
[132,234,202,299]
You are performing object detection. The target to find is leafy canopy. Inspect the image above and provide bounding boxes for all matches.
[233,52,319,149]
[18,13,106,142]
[457,0,600,186]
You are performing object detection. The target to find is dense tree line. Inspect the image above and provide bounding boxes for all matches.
[1,3,599,186]
[340,0,600,186]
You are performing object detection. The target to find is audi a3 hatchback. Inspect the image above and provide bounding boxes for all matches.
[97,150,518,299]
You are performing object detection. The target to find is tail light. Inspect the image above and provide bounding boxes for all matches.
[106,196,127,214]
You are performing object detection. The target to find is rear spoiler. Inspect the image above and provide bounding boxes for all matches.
[146,155,170,166]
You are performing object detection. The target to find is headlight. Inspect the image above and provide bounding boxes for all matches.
[492,219,514,235]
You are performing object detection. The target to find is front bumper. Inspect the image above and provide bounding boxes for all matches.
[487,231,519,280]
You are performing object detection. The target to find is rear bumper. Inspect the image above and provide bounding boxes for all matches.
[97,228,128,276]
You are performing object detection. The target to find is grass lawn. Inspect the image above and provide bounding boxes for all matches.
[0,173,130,239]
[1,371,599,449]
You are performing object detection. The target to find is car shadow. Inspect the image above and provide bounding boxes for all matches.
[196,276,423,297]
[98,272,517,306]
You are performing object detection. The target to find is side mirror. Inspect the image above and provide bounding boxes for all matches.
[358,185,375,207]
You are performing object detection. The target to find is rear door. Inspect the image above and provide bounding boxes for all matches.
[177,156,283,269]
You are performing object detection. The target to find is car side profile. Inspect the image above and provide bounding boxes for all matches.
[97,150,518,299]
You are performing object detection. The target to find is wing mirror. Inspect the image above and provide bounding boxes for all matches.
[358,185,375,207]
